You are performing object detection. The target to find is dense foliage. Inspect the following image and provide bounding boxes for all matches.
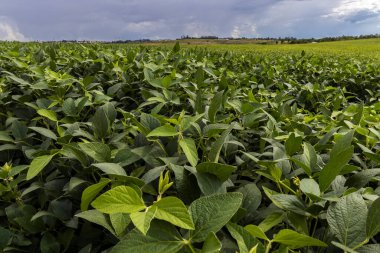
[1,42,380,253]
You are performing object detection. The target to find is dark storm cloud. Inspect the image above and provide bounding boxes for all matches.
[0,0,379,41]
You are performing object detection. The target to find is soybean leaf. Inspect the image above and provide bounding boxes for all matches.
[201,232,221,253]
[29,127,57,140]
[319,131,355,191]
[346,169,380,189]
[189,192,243,242]
[92,186,146,214]
[196,162,236,182]
[245,225,269,241]
[11,120,28,140]
[179,138,198,167]
[0,227,11,249]
[92,163,127,176]
[146,125,178,137]
[285,133,302,156]
[226,223,263,253]
[266,193,309,216]
[303,142,317,175]
[153,197,194,230]
[37,109,58,121]
[300,178,320,198]
[111,221,184,253]
[81,178,111,211]
[130,206,157,235]
[75,210,115,235]
[92,107,109,138]
[40,232,60,253]
[258,212,285,233]
[79,142,111,162]
[237,183,262,218]
[272,229,327,248]
[327,193,367,248]
[110,213,131,237]
[366,197,380,238]
[319,145,354,192]
[209,124,234,163]
[27,154,55,180]
[208,91,224,123]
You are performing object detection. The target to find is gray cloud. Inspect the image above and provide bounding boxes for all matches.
[0,0,379,41]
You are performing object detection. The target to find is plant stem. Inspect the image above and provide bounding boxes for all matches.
[279,180,297,195]
[185,242,196,253]
[353,238,369,250]
[265,241,272,253]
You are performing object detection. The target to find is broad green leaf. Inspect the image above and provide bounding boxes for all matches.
[79,142,111,162]
[319,145,354,192]
[0,131,13,142]
[299,178,320,197]
[189,192,243,242]
[303,142,317,175]
[153,197,194,230]
[209,124,234,163]
[29,126,57,140]
[146,125,178,137]
[285,133,302,156]
[237,183,262,217]
[75,210,115,235]
[273,229,327,248]
[110,213,131,237]
[266,193,309,216]
[92,163,127,176]
[226,223,263,253]
[130,206,157,235]
[40,232,60,253]
[92,106,109,138]
[11,120,28,140]
[258,212,285,233]
[81,178,111,211]
[201,232,221,253]
[37,109,58,121]
[196,162,236,182]
[62,98,76,116]
[366,197,380,238]
[186,166,227,195]
[92,186,146,214]
[27,154,55,180]
[346,169,380,189]
[111,221,184,253]
[179,138,198,167]
[245,225,269,241]
[0,227,11,249]
[327,193,367,248]
[319,131,354,192]
[208,90,224,123]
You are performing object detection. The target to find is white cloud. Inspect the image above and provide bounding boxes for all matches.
[230,23,257,38]
[183,22,216,37]
[126,21,158,32]
[0,17,27,41]
[231,26,241,38]
[324,0,380,21]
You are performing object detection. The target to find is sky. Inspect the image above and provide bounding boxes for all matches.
[0,0,379,41]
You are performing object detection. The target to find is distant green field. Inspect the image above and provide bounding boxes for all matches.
[152,38,380,61]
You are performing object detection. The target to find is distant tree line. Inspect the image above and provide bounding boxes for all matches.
[179,34,380,44]
[46,33,380,44]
